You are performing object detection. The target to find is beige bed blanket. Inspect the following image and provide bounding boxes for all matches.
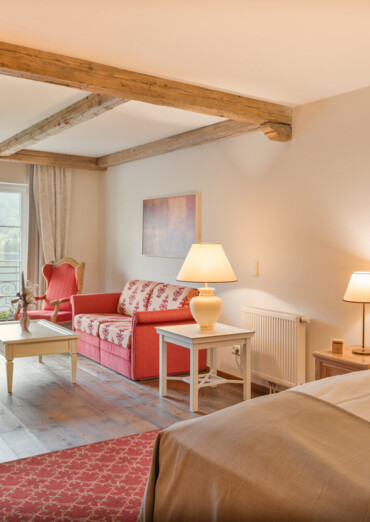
[139,391,370,521]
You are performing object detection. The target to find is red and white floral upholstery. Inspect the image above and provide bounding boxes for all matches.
[74,314,129,336]
[72,281,207,381]
[99,321,132,349]
[147,284,198,311]
[117,280,160,316]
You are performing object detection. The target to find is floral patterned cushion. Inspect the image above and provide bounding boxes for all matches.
[99,321,132,349]
[147,284,198,311]
[74,314,130,337]
[117,280,160,316]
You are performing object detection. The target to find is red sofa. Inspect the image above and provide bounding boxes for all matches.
[71,280,207,380]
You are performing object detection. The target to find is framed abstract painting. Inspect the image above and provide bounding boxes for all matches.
[142,193,200,258]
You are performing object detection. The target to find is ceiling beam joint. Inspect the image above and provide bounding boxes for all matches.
[0,93,127,156]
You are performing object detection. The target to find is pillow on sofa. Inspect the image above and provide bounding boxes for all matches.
[117,280,160,316]
[147,284,198,311]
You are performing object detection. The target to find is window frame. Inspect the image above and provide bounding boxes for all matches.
[0,181,29,293]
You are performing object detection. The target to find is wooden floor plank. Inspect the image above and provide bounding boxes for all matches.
[0,408,25,433]
[28,426,83,452]
[0,353,263,462]
[0,438,17,461]
[1,428,48,459]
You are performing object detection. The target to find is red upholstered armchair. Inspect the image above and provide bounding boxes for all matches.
[18,257,85,325]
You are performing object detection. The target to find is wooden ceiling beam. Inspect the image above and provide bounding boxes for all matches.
[0,94,126,156]
[0,41,292,128]
[98,120,260,168]
[0,120,290,172]
[0,149,106,171]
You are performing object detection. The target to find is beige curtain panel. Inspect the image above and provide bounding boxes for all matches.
[33,165,72,263]
[27,165,44,295]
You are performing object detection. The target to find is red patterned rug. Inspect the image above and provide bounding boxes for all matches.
[0,430,159,521]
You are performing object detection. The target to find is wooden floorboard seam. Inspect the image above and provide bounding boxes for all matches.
[0,353,263,462]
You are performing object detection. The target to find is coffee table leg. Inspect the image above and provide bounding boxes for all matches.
[6,358,14,393]
[71,353,77,383]
[39,355,43,363]
[159,335,167,397]
[190,346,199,412]
[69,340,77,384]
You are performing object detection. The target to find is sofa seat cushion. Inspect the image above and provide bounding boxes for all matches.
[99,321,132,349]
[74,313,129,336]
[147,284,198,311]
[117,280,160,316]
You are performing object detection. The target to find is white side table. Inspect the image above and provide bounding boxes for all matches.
[156,323,255,412]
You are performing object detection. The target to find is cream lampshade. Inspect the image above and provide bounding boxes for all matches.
[343,271,370,355]
[177,243,237,333]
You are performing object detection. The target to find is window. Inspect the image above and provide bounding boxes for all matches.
[0,183,28,314]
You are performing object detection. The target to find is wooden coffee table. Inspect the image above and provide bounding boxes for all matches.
[0,320,80,393]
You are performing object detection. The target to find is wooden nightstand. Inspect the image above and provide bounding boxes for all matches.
[313,346,370,380]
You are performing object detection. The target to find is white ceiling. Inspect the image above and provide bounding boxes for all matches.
[0,76,225,157]
[0,0,370,157]
[28,102,225,158]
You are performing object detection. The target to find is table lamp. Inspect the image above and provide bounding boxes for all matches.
[177,243,237,333]
[343,271,370,355]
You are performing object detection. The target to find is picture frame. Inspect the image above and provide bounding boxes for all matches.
[142,193,200,258]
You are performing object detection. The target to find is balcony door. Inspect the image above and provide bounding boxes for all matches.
[0,183,28,314]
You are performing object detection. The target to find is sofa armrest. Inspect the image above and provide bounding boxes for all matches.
[130,307,200,380]
[71,293,121,316]
[133,308,194,325]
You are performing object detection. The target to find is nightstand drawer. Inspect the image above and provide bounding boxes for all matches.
[313,347,370,380]
[317,362,352,379]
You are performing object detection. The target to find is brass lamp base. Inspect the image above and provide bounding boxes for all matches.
[352,346,370,355]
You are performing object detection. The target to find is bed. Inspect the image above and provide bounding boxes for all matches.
[139,370,370,521]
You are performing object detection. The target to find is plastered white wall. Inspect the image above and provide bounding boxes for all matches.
[0,164,102,294]
[0,162,28,184]
[68,169,103,293]
[102,86,370,382]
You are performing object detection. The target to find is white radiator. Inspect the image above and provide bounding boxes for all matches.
[241,306,309,388]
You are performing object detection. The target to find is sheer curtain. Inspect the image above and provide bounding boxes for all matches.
[33,165,72,264]
[27,165,44,294]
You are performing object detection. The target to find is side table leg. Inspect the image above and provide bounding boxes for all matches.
[6,359,14,393]
[159,336,167,396]
[242,338,251,400]
[210,347,217,374]
[39,355,43,363]
[209,347,218,387]
[190,347,199,412]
